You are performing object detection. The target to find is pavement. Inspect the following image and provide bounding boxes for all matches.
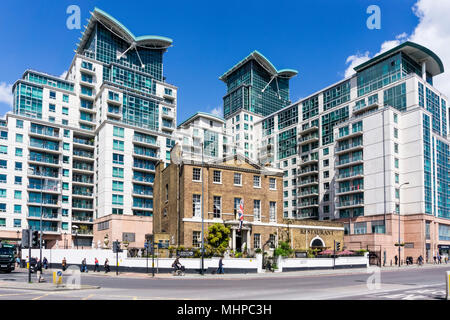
[0,263,448,300]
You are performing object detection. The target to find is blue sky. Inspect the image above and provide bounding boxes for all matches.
[0,0,422,123]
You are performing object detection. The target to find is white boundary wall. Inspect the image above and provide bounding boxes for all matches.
[22,250,368,273]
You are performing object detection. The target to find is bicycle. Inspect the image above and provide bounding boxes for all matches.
[172,266,185,276]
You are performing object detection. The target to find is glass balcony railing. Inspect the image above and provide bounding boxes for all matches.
[338,170,364,179]
[28,155,59,165]
[72,176,94,184]
[28,212,59,219]
[337,185,364,193]
[133,135,158,145]
[30,141,59,151]
[337,141,363,152]
[73,150,94,158]
[30,126,59,138]
[73,137,94,146]
[337,199,364,207]
[337,156,363,166]
[72,163,94,171]
[72,203,93,209]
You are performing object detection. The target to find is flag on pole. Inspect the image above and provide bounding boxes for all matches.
[238,199,244,231]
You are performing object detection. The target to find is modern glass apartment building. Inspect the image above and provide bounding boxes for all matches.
[220,51,297,161]
[0,8,177,249]
[255,42,450,262]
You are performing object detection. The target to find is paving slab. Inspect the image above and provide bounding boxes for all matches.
[0,280,100,291]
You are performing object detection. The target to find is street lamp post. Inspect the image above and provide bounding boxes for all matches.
[72,225,79,249]
[200,141,205,275]
[398,182,409,267]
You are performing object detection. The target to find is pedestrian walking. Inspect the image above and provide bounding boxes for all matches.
[36,258,43,283]
[81,258,88,273]
[394,255,398,265]
[437,253,442,264]
[217,257,224,274]
[43,257,48,269]
[62,257,67,271]
[94,257,99,272]
[104,258,110,273]
[418,255,423,266]
[16,257,20,268]
[433,255,437,264]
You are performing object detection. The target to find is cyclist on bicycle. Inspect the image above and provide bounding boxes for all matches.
[172,257,182,273]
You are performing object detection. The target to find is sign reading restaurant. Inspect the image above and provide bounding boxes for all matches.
[298,229,335,235]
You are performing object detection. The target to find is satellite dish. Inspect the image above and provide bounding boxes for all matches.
[172,144,182,165]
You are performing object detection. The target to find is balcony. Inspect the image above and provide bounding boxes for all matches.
[72,216,94,223]
[335,130,363,142]
[298,201,319,208]
[29,127,60,141]
[353,102,379,115]
[27,199,59,207]
[73,137,95,149]
[73,150,94,161]
[336,199,364,209]
[336,156,364,168]
[80,64,96,75]
[133,135,159,147]
[27,168,59,179]
[161,109,175,120]
[132,190,154,198]
[298,190,319,198]
[29,141,61,154]
[27,183,60,194]
[133,149,159,160]
[28,155,60,167]
[336,170,364,181]
[335,142,363,155]
[336,185,364,195]
[72,163,94,173]
[72,190,94,198]
[72,177,94,186]
[72,203,94,210]
[79,89,95,101]
[298,134,319,145]
[107,96,121,106]
[299,179,319,187]
[132,163,156,173]
[28,213,60,221]
[72,229,94,236]
[298,168,319,177]
[132,176,154,185]
[299,157,319,166]
[301,125,319,134]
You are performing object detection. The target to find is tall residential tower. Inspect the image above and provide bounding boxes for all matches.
[0,8,177,249]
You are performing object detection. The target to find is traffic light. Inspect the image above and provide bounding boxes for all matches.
[336,242,341,251]
[32,231,39,248]
[21,229,30,248]
[113,240,121,253]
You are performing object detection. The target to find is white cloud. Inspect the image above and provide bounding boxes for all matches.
[210,106,223,117]
[344,0,450,97]
[344,52,370,78]
[0,82,13,107]
[409,0,450,96]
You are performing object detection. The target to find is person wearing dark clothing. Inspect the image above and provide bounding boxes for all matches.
[94,258,100,272]
[104,258,110,273]
[81,258,88,273]
[42,257,48,269]
[217,258,224,274]
[36,258,43,282]
[433,255,437,264]
[418,255,424,266]
[62,257,67,271]
[394,255,398,266]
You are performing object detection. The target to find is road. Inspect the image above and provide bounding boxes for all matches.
[0,265,448,300]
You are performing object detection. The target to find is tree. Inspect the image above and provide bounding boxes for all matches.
[205,223,231,256]
[274,241,293,258]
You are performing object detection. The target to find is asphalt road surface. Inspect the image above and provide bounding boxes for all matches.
[0,265,448,300]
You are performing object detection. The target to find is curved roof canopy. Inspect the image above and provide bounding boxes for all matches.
[219,50,298,82]
[354,41,444,76]
[77,8,173,53]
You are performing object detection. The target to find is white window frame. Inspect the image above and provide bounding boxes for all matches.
[193,194,201,217]
[269,178,276,190]
[269,201,276,222]
[213,170,222,184]
[234,173,242,186]
[253,175,261,188]
[253,200,261,222]
[213,196,221,218]
[192,168,201,181]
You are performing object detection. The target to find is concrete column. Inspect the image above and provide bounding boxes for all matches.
[232,228,236,251]
[422,61,427,80]
[247,229,251,251]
